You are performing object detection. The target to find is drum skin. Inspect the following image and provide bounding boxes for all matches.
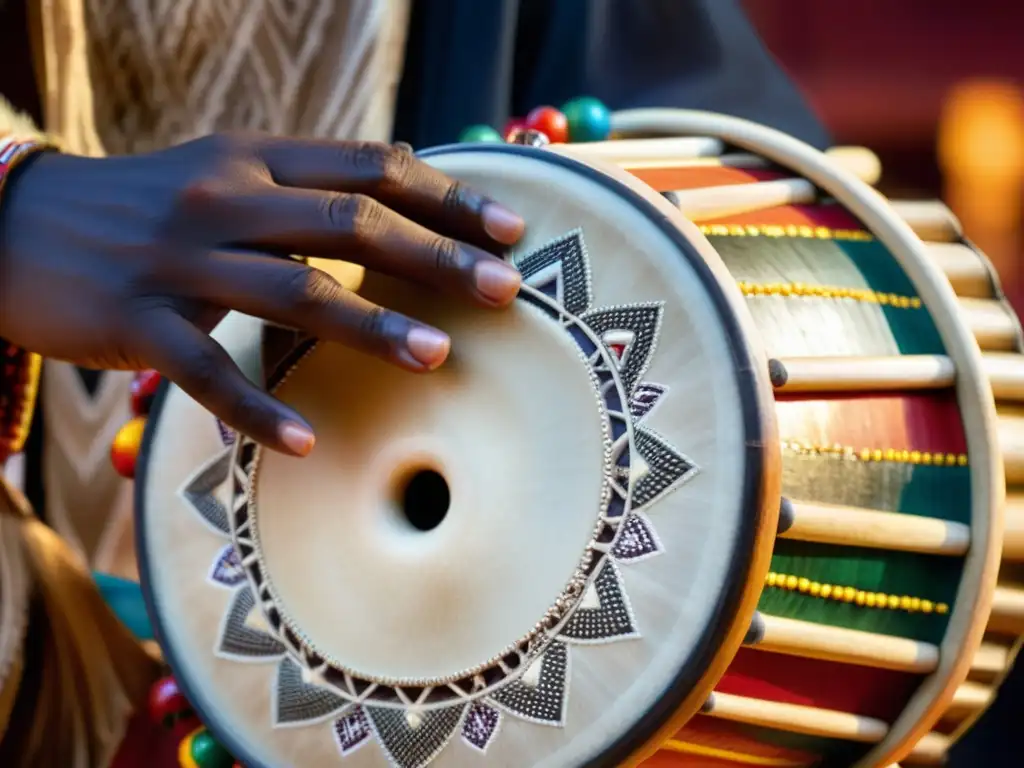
[131,109,1024,768]
[135,143,781,768]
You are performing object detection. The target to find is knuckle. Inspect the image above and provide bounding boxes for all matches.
[347,141,394,179]
[181,345,222,401]
[318,193,361,231]
[430,236,462,271]
[442,180,484,216]
[346,194,389,244]
[228,391,268,435]
[359,306,387,338]
[380,146,415,188]
[282,265,340,314]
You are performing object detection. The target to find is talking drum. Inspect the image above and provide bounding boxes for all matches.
[133,109,1024,768]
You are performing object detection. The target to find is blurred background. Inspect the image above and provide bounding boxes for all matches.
[744,0,1024,311]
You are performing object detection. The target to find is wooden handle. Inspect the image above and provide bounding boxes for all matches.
[769,355,955,394]
[925,242,993,299]
[704,692,888,743]
[1004,493,1024,561]
[779,498,969,557]
[959,298,1019,351]
[890,201,963,243]
[749,613,939,673]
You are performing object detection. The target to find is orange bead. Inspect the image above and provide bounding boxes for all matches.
[110,416,146,479]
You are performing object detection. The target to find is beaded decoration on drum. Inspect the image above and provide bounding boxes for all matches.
[177,227,697,767]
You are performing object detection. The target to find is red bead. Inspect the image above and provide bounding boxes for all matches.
[131,369,162,416]
[502,118,526,142]
[110,416,146,479]
[148,676,192,728]
[524,106,569,144]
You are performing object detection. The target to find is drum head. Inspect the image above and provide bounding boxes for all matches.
[136,146,778,767]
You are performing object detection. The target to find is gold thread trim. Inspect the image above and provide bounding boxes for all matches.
[737,281,922,309]
[661,739,808,766]
[764,571,950,615]
[701,223,874,242]
[782,441,968,467]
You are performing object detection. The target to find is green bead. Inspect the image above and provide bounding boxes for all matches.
[561,96,612,143]
[458,124,503,143]
[190,729,233,768]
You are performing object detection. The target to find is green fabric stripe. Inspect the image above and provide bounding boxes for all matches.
[760,540,958,642]
[783,454,971,524]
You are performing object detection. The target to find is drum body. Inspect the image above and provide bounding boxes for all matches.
[135,109,1023,768]
[586,110,1021,768]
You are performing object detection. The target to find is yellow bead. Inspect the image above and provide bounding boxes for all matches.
[921,452,933,465]
[110,416,147,480]
[910,597,921,612]
[921,600,934,613]
[178,728,203,768]
[786,575,799,590]
[865,593,877,607]
[855,591,867,605]
[937,603,949,615]
[958,454,968,466]
[887,595,900,609]
[885,448,897,461]
[900,596,912,611]
[766,573,777,587]
[810,582,822,596]
[820,585,833,599]
[872,449,883,462]
[910,451,921,463]
[859,448,872,461]
[798,578,811,593]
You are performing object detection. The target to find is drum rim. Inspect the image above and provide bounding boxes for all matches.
[134,143,777,768]
[610,107,1006,767]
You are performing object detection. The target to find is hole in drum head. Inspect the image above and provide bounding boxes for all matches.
[399,468,451,531]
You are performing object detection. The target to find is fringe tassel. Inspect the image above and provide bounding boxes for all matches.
[0,477,160,767]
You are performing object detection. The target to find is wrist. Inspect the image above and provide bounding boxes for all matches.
[0,136,52,463]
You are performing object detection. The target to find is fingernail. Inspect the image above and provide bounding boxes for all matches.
[406,327,451,370]
[482,202,525,244]
[474,259,522,305]
[279,421,315,456]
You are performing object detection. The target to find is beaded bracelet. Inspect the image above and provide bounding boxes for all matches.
[0,136,52,462]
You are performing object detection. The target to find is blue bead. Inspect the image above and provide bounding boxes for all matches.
[561,97,612,143]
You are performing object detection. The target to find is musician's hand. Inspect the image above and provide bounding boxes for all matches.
[0,135,524,456]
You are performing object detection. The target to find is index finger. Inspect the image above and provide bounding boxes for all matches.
[256,139,525,251]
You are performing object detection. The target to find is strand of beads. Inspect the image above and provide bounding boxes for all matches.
[149,675,238,767]
[109,369,161,479]
[458,96,612,146]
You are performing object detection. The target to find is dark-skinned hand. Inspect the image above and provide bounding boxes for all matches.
[0,135,525,457]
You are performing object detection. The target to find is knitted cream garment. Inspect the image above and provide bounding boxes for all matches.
[81,0,410,154]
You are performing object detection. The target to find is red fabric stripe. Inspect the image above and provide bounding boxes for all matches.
[700,203,867,232]
[774,391,967,455]
[715,648,919,722]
